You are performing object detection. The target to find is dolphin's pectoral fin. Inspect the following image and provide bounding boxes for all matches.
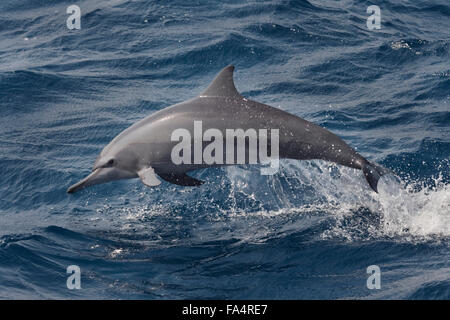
[157,172,204,187]
[137,167,161,187]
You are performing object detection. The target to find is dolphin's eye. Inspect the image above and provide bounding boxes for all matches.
[107,159,115,167]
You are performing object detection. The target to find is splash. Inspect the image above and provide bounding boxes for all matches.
[286,161,450,241]
[376,174,449,238]
[224,160,449,242]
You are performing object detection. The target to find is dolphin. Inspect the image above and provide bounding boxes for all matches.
[67,65,390,194]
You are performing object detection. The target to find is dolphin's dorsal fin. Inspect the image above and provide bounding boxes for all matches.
[199,65,242,98]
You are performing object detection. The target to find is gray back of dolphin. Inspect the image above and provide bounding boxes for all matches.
[67,65,390,194]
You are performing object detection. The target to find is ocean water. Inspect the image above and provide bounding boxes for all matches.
[0,0,449,299]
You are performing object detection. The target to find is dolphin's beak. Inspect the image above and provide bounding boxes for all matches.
[67,167,137,194]
[67,169,103,193]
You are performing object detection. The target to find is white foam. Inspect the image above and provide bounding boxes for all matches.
[223,161,450,241]
[376,175,449,238]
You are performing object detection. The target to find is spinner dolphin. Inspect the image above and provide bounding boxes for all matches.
[68,66,390,194]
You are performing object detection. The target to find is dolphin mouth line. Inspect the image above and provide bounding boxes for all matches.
[67,169,101,194]
[67,167,138,194]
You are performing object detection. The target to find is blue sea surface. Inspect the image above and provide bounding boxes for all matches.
[0,0,449,299]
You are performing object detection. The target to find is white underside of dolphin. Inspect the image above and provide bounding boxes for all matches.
[67,65,392,194]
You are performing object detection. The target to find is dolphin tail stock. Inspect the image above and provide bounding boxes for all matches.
[362,161,393,193]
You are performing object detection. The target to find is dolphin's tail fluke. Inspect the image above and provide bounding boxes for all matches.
[362,161,392,193]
